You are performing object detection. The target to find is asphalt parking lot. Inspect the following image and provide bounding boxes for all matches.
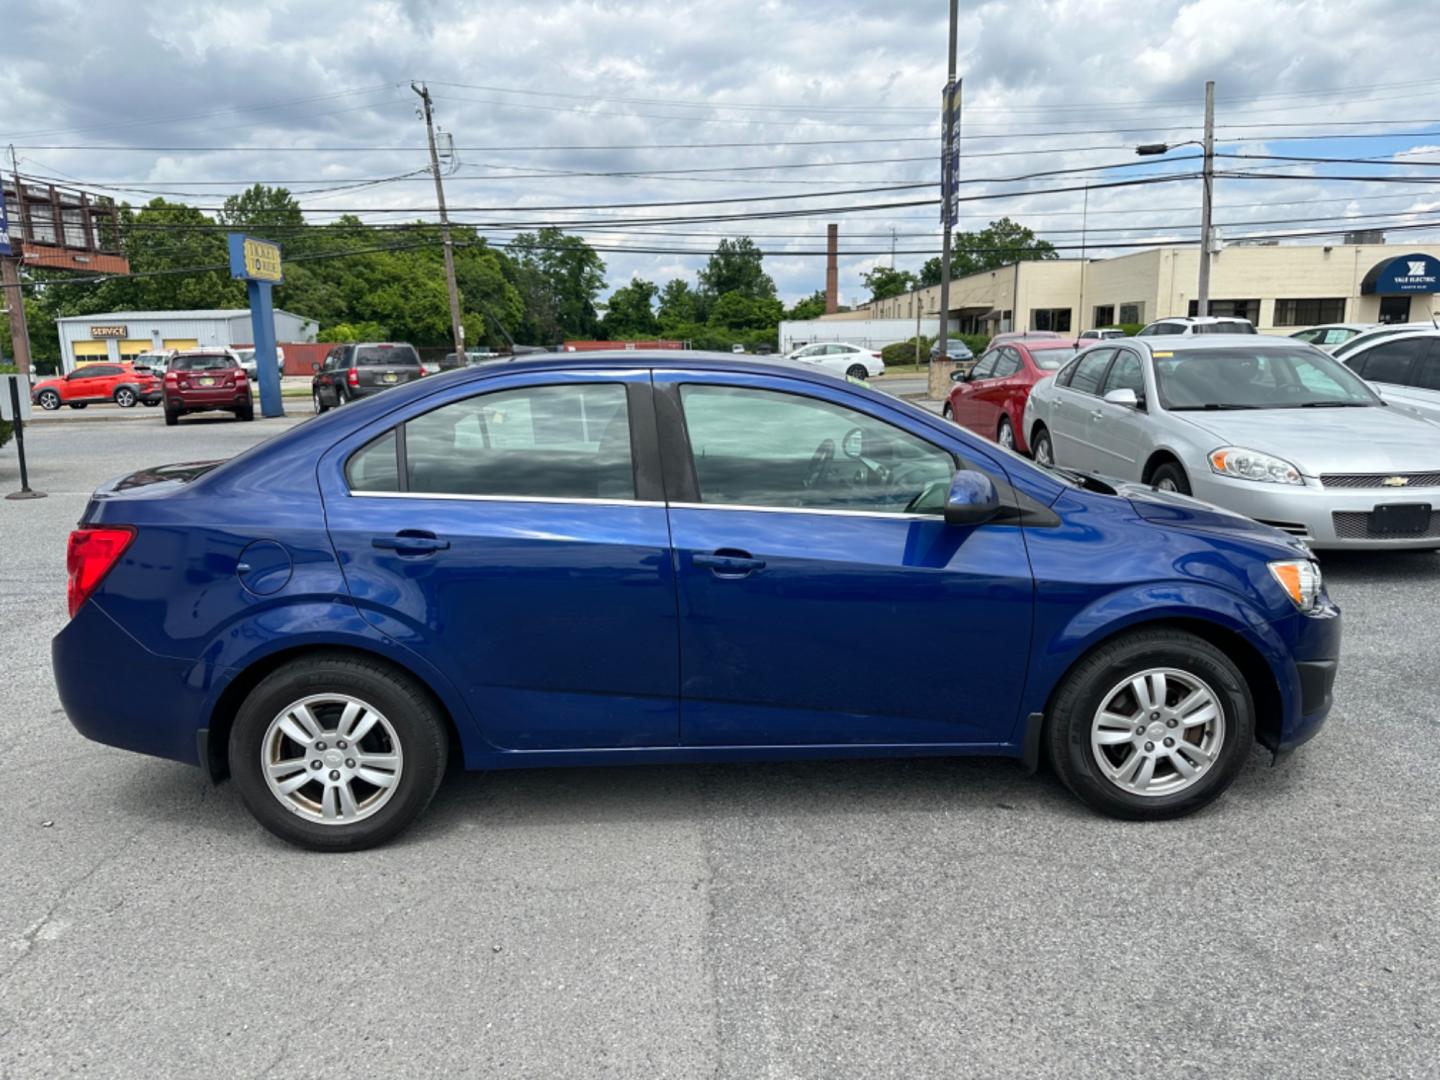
[1,408,1437,1079]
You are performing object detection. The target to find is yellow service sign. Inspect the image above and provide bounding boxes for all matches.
[242,238,283,282]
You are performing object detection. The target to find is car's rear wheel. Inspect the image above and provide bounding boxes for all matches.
[1151,461,1191,495]
[164,408,179,427]
[1045,629,1253,820]
[230,654,448,852]
[237,405,254,422]
[846,363,868,380]
[941,402,954,420]
[37,390,60,410]
[114,387,137,408]
[997,416,1016,451]
[1031,427,1053,466]
[313,389,328,414]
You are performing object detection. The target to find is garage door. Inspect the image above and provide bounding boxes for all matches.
[162,339,199,351]
[73,342,109,365]
[118,341,150,357]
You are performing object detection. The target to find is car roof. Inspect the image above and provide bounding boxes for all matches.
[1022,339,1081,350]
[1344,327,1440,345]
[1130,333,1316,351]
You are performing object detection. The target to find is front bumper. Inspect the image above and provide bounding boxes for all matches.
[1189,472,1440,550]
[1268,600,1342,754]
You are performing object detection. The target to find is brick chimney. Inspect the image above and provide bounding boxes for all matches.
[825,224,838,314]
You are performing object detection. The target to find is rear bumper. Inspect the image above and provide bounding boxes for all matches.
[53,602,209,767]
[138,388,163,404]
[348,382,408,398]
[166,391,251,411]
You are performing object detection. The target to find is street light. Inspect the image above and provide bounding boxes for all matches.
[1135,80,1216,315]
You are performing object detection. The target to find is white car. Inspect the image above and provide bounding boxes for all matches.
[1338,328,1440,424]
[783,342,885,380]
[1136,316,1255,336]
[235,346,285,380]
[1287,323,1377,352]
[1079,328,1126,342]
[1330,323,1437,362]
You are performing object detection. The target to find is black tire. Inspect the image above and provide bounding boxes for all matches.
[997,416,1016,451]
[114,387,137,408]
[229,654,449,852]
[313,389,328,415]
[37,390,60,411]
[1031,426,1053,466]
[142,400,159,407]
[237,405,255,422]
[1045,629,1254,820]
[69,403,88,410]
[1151,461,1191,495]
[164,408,179,427]
[941,402,954,420]
[846,363,868,380]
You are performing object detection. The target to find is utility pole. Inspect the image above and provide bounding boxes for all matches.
[890,227,897,269]
[1197,79,1215,316]
[3,146,33,375]
[411,83,465,361]
[936,0,959,373]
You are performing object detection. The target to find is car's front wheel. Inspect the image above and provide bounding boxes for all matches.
[846,363,868,380]
[114,387,137,408]
[997,416,1016,451]
[37,390,60,410]
[1045,629,1253,820]
[1031,426,1053,466]
[1151,461,1191,495]
[230,654,449,851]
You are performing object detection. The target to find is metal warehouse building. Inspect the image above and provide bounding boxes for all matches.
[55,308,318,372]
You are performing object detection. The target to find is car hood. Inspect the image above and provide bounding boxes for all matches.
[1116,479,1310,558]
[1172,405,1440,475]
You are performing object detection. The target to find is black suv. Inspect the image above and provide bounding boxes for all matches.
[312,343,425,412]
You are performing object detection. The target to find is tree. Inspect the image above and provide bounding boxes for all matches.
[919,217,1057,286]
[786,290,827,321]
[709,291,784,330]
[508,227,607,342]
[860,266,918,302]
[696,237,775,314]
[657,279,700,329]
[319,321,388,343]
[601,277,660,339]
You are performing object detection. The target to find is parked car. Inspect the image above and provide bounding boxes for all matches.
[1287,323,1377,351]
[943,339,1079,453]
[235,346,285,381]
[731,344,746,354]
[1079,328,1126,342]
[31,362,161,411]
[991,330,1063,345]
[930,338,976,362]
[163,351,253,425]
[1023,335,1440,549]
[1136,316,1256,336]
[54,352,1341,850]
[132,351,175,374]
[1338,328,1440,424]
[1330,322,1436,361]
[312,342,424,413]
[783,342,884,379]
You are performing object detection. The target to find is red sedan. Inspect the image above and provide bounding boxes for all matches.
[943,338,1079,454]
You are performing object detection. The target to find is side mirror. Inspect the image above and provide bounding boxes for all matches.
[1103,388,1140,408]
[944,469,1001,527]
[950,369,969,383]
[311,361,321,373]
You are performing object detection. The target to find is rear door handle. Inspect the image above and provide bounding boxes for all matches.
[693,550,766,577]
[1091,409,1104,421]
[373,531,450,555]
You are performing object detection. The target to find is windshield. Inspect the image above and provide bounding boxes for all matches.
[235,349,255,362]
[1154,346,1380,410]
[1031,347,1078,371]
[170,354,236,372]
[356,345,420,366]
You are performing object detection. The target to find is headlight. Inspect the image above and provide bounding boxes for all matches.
[1269,559,1323,611]
[1209,447,1303,485]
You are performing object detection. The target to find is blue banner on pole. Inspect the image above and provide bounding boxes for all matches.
[0,192,11,258]
[939,80,962,228]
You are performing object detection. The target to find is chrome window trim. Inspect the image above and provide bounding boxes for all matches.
[347,490,941,521]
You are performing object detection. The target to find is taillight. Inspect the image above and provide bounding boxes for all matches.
[235,370,248,382]
[418,364,429,377]
[164,371,178,384]
[347,367,359,386]
[66,526,136,619]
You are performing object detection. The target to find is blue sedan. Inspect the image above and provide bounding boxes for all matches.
[54,352,1340,850]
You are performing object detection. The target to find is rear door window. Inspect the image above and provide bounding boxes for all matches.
[356,345,419,366]
[402,382,634,500]
[1066,349,1115,396]
[992,348,1022,378]
[1358,338,1427,385]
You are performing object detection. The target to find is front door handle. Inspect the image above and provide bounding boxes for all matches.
[1091,409,1104,421]
[693,549,766,577]
[373,531,450,555]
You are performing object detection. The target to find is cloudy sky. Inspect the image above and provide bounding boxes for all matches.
[6,0,1440,306]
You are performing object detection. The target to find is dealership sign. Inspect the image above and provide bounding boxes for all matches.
[1363,252,1440,294]
[228,234,283,283]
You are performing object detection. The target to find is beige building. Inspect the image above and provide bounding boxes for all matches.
[838,243,1440,336]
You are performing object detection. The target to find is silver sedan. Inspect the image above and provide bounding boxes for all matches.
[1022,335,1440,550]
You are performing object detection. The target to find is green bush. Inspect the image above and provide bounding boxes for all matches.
[957,333,990,356]
[1117,323,1145,337]
[0,363,14,452]
[881,336,931,367]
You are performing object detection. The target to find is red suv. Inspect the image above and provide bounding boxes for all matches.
[943,338,1079,454]
[163,351,254,425]
[31,362,162,411]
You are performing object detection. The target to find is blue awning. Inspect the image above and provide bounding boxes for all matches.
[1361,252,1440,295]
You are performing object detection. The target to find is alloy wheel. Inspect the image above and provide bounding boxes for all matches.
[1090,667,1225,797]
[261,694,404,825]
[39,391,60,410]
[116,388,136,407]
[313,390,323,414]
[1156,478,1179,492]
[998,419,1015,450]
[1034,435,1053,466]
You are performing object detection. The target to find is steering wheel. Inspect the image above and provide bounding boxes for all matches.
[803,438,836,490]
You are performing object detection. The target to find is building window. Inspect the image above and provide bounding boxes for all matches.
[1031,308,1072,333]
[1273,298,1347,326]
[1188,298,1260,322]
[1093,305,1115,327]
[1118,302,1143,324]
